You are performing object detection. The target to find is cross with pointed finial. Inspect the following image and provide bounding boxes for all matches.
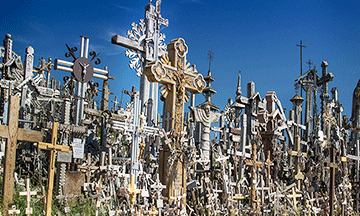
[208,50,214,71]
[306,59,313,70]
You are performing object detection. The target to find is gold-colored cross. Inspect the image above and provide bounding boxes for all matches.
[144,38,205,201]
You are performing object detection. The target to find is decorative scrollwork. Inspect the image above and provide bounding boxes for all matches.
[125,18,167,77]
[89,51,101,65]
[65,44,77,60]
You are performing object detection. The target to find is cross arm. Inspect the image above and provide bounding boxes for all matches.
[0,125,43,143]
[0,125,9,138]
[18,129,43,143]
[111,35,144,53]
[38,142,70,152]
[144,60,176,85]
[317,73,334,86]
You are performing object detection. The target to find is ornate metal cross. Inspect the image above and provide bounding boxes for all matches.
[54,36,109,125]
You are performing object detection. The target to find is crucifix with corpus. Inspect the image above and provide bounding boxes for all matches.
[144,38,206,202]
[54,36,109,125]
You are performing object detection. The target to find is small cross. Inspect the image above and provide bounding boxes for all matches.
[111,95,120,111]
[19,178,37,216]
[208,50,214,71]
[306,59,313,70]
[162,111,173,131]
[77,153,100,183]
[8,205,20,215]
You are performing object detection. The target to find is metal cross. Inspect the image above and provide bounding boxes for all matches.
[306,59,313,70]
[296,40,306,97]
[207,50,214,71]
[112,0,168,123]
[54,36,109,125]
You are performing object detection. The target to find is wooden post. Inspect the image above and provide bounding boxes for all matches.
[37,122,70,216]
[0,96,43,215]
[329,146,337,216]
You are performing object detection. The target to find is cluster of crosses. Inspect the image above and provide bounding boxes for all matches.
[0,1,360,216]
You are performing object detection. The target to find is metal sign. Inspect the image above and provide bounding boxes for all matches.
[72,138,84,159]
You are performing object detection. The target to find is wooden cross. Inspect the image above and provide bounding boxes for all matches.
[94,176,104,216]
[128,174,141,206]
[19,178,37,216]
[77,152,99,183]
[245,139,264,209]
[37,122,70,216]
[144,38,205,200]
[0,96,43,214]
[328,146,338,216]
[287,187,302,213]
[111,95,120,111]
[288,135,307,189]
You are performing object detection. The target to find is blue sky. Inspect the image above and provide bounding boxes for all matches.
[1,0,360,120]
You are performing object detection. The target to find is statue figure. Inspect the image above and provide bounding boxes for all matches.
[190,104,221,163]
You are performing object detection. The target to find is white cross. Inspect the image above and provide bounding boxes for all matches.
[8,205,20,215]
[19,178,37,215]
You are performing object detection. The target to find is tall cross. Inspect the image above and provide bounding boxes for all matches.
[144,38,205,200]
[328,146,338,216]
[19,178,37,216]
[112,0,168,124]
[37,122,70,216]
[0,96,43,215]
[296,40,306,97]
[54,36,109,125]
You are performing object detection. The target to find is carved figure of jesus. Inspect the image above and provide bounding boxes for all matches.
[190,105,221,162]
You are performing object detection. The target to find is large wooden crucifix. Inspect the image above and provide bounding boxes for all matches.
[0,96,43,215]
[144,38,206,200]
